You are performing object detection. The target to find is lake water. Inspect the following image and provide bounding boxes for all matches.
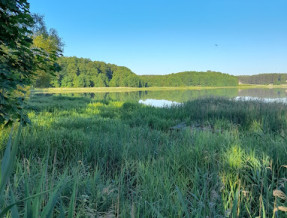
[39,88,287,107]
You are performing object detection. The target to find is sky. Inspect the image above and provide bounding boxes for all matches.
[29,0,287,76]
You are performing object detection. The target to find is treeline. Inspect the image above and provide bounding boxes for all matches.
[49,57,142,88]
[140,71,238,87]
[238,74,287,85]
[43,57,239,88]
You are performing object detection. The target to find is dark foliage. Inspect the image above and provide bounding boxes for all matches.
[0,0,35,126]
[238,73,287,85]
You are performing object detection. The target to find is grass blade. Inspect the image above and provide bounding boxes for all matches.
[41,175,67,218]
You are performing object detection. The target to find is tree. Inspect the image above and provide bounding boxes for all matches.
[0,1,62,126]
[0,0,35,126]
[32,14,63,88]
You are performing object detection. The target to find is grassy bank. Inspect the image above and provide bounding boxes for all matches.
[1,95,287,217]
[32,86,237,94]
[31,84,287,94]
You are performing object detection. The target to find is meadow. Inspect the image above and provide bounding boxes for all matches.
[1,94,287,217]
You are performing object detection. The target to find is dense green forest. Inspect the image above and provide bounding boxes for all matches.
[238,73,287,85]
[141,71,238,87]
[42,56,239,88]
[49,57,142,88]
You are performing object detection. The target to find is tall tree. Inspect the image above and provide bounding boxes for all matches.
[0,1,62,126]
[32,14,64,88]
[0,0,35,126]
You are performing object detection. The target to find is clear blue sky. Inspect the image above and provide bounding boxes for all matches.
[29,0,287,75]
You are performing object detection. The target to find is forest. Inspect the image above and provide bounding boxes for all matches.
[141,71,238,87]
[238,73,287,85]
[38,56,239,88]
[48,57,142,88]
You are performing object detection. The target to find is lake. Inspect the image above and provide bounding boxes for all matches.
[34,88,287,107]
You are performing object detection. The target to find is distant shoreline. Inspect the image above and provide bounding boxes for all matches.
[31,84,287,94]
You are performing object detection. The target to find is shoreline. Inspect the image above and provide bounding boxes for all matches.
[31,84,287,94]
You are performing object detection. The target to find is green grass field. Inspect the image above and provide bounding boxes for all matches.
[1,94,287,217]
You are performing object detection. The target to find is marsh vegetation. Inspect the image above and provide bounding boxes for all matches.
[1,95,287,217]
[1,1,287,217]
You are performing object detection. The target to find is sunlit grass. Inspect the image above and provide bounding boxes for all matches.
[1,95,287,216]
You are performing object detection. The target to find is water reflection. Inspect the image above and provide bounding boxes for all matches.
[238,89,287,98]
[139,99,180,107]
[235,96,287,103]
[34,88,287,105]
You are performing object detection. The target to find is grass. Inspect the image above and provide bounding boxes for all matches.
[1,94,287,217]
[31,84,287,94]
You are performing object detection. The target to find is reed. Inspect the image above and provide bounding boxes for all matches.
[0,95,286,217]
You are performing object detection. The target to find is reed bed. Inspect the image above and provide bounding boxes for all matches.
[0,95,287,217]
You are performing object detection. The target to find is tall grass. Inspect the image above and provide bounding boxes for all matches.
[0,95,287,217]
